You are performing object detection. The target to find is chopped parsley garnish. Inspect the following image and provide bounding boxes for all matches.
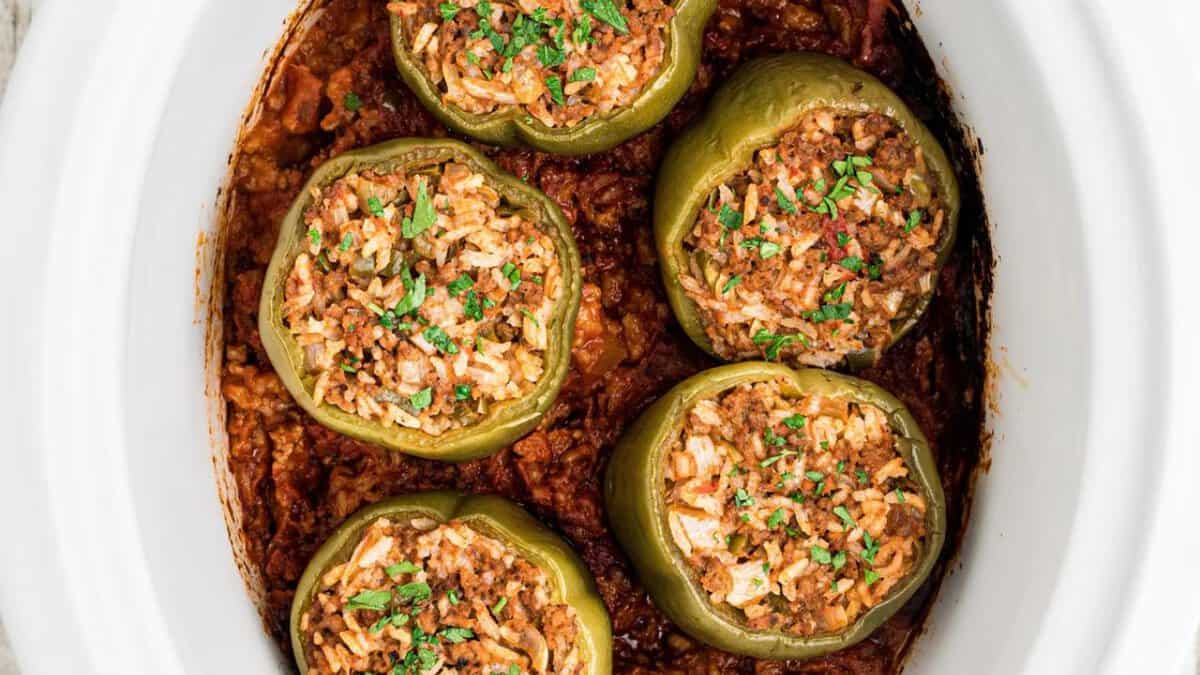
[572,15,595,43]
[491,596,509,616]
[409,387,433,411]
[569,67,596,82]
[836,231,851,248]
[763,427,786,447]
[343,92,362,112]
[833,505,856,530]
[501,262,522,289]
[537,44,565,68]
[545,75,565,105]
[803,303,852,323]
[751,329,800,360]
[733,488,755,508]
[895,488,906,503]
[439,1,460,20]
[390,272,427,318]
[440,627,475,643]
[856,469,869,484]
[767,508,787,528]
[867,256,883,280]
[865,569,882,586]
[823,282,846,303]
[839,256,864,273]
[831,551,847,571]
[810,546,833,565]
[783,414,806,429]
[367,196,385,217]
[339,232,354,251]
[385,561,421,578]
[448,589,460,605]
[454,384,472,400]
[463,290,484,321]
[819,440,830,450]
[861,531,880,565]
[448,273,474,297]
[402,180,437,239]
[804,470,824,481]
[739,237,782,259]
[717,204,743,230]
[580,0,628,33]
[396,581,432,604]
[307,228,321,245]
[340,364,357,374]
[775,186,798,215]
[345,589,392,611]
[721,275,742,295]
[423,326,458,354]
[520,308,540,326]
[905,209,923,233]
[369,611,409,634]
[760,450,796,468]
[836,460,845,474]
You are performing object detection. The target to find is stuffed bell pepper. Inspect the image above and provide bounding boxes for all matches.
[259,138,582,460]
[605,362,945,659]
[387,0,715,154]
[291,491,612,674]
[655,53,960,369]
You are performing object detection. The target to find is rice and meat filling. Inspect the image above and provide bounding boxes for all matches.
[678,109,949,366]
[389,0,672,128]
[300,517,587,674]
[663,379,929,636]
[281,160,563,436]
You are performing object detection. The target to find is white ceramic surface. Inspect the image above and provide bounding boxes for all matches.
[0,1,1197,674]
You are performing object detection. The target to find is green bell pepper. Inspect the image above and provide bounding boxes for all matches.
[604,361,946,659]
[258,138,581,460]
[654,53,961,368]
[290,491,613,674]
[388,0,715,155]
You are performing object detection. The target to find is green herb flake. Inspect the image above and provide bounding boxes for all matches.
[501,262,522,290]
[824,283,847,303]
[440,627,475,643]
[895,489,906,503]
[454,384,472,401]
[491,596,509,616]
[307,228,321,246]
[804,470,824,481]
[759,450,796,468]
[810,546,833,565]
[339,232,354,251]
[905,209,923,233]
[409,387,433,411]
[340,364,357,374]
[856,469,869,484]
[783,414,806,429]
[832,551,847,571]
[717,204,743,230]
[544,75,565,105]
[570,67,596,82]
[721,275,742,295]
[865,569,882,586]
[393,273,427,316]
[367,196,385,217]
[343,92,362,112]
[396,581,432,604]
[580,0,628,33]
[463,290,484,321]
[402,180,437,239]
[767,508,787,528]
[448,273,474,297]
[448,589,461,605]
[572,15,595,43]
[385,561,421,578]
[839,256,864,273]
[537,44,566,68]
[422,326,458,354]
[520,308,540,326]
[734,488,755,508]
[439,1,460,20]
[836,231,851,248]
[775,186,798,215]
[345,589,392,611]
[803,303,853,323]
[833,505,856,530]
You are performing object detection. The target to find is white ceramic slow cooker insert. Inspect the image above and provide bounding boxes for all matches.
[0,1,1197,673]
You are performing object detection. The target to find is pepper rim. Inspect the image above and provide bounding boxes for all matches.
[258,138,582,460]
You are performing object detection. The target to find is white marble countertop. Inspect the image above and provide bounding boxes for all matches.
[1,0,30,671]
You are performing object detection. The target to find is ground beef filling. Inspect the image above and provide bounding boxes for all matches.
[663,379,928,637]
[301,517,587,674]
[282,160,563,436]
[390,0,672,128]
[679,109,948,367]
